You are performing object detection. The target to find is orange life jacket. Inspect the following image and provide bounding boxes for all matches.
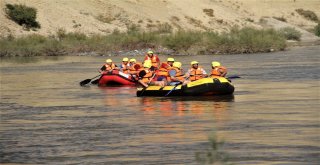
[129,63,142,71]
[104,63,116,71]
[120,63,130,74]
[168,67,185,82]
[210,66,227,77]
[140,69,154,83]
[188,67,205,81]
[157,62,173,77]
[145,55,159,68]
[157,67,169,77]
[129,63,142,75]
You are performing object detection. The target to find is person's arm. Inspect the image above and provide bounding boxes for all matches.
[114,64,119,70]
[169,70,181,82]
[220,68,227,77]
[156,56,160,68]
[202,68,208,77]
[99,65,106,73]
[184,69,191,79]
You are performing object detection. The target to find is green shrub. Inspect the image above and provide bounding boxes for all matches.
[295,8,319,22]
[204,27,286,54]
[127,24,141,34]
[156,22,173,33]
[0,27,287,56]
[56,28,67,40]
[315,23,320,37]
[279,27,302,41]
[162,30,202,51]
[5,4,41,29]
[195,134,230,164]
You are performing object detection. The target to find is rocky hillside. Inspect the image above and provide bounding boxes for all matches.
[1,0,319,41]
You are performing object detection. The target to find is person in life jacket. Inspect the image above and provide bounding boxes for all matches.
[185,61,208,81]
[210,61,228,77]
[157,57,175,81]
[129,58,142,76]
[129,58,136,67]
[144,50,160,70]
[138,60,166,88]
[168,62,189,85]
[120,57,130,74]
[100,59,119,74]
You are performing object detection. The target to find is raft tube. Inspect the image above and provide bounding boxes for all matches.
[98,70,136,86]
[136,77,234,97]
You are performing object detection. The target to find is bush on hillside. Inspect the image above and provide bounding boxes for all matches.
[156,23,173,34]
[295,8,319,22]
[279,27,301,41]
[273,16,287,22]
[5,4,41,29]
[315,23,320,37]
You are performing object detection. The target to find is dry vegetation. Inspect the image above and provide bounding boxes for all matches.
[0,0,319,56]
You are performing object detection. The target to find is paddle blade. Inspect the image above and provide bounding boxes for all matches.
[227,75,241,79]
[79,79,91,86]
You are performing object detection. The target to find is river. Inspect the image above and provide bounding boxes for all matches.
[0,46,319,164]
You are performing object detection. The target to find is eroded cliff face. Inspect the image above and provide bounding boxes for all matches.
[1,0,319,37]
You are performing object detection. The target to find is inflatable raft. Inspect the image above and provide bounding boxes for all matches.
[98,70,136,86]
[136,77,234,97]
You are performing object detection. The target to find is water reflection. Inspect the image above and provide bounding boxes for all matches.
[139,95,234,118]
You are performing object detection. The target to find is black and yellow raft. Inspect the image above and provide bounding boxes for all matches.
[136,77,234,97]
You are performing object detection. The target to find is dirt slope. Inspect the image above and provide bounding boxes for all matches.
[1,0,319,40]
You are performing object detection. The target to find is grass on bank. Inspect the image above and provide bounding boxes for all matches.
[315,23,320,37]
[0,27,288,57]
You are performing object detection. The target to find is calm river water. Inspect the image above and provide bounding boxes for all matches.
[1,46,319,164]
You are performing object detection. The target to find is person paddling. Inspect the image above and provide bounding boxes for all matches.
[157,57,175,81]
[119,57,130,74]
[138,60,166,88]
[167,62,189,85]
[100,59,119,74]
[210,61,228,77]
[128,58,142,75]
[185,61,208,81]
[144,50,160,70]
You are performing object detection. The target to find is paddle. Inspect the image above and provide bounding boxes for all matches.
[227,75,241,79]
[91,78,100,85]
[79,74,101,86]
[165,82,182,97]
[225,75,241,82]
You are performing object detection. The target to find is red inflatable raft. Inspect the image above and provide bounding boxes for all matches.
[98,70,136,86]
